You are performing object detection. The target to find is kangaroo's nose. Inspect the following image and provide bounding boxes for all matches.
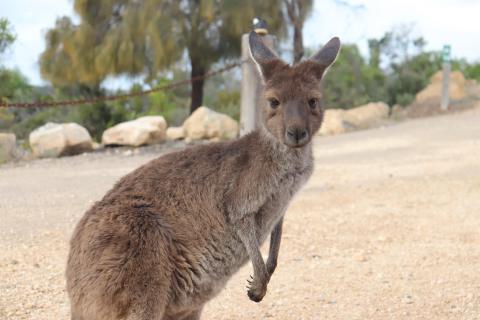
[286,128,309,146]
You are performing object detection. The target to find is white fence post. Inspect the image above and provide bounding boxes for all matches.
[441,44,451,111]
[240,18,276,136]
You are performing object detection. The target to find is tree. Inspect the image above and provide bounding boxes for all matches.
[283,0,313,63]
[463,61,480,82]
[0,19,45,137]
[40,0,286,114]
[321,44,387,108]
[387,51,442,106]
[0,18,16,56]
[369,26,440,106]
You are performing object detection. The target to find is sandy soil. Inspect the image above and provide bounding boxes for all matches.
[1,109,480,320]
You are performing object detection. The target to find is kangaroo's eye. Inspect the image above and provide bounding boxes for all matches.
[308,98,318,109]
[268,98,280,109]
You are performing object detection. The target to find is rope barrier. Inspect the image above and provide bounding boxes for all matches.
[0,60,244,109]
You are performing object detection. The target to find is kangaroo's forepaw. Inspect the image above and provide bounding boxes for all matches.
[246,276,267,302]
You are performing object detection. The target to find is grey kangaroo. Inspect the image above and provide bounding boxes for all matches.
[66,31,341,320]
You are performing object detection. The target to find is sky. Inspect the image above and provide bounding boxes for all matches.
[1,0,480,87]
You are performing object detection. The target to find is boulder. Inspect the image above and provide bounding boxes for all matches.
[343,102,389,129]
[318,109,355,136]
[415,70,467,104]
[166,126,185,140]
[102,116,167,147]
[318,103,389,136]
[29,123,93,158]
[0,133,16,163]
[408,71,480,118]
[183,106,239,141]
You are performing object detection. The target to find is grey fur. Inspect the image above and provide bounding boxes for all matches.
[66,32,341,320]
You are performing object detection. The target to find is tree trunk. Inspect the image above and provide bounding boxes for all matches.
[293,23,304,64]
[190,59,205,114]
[284,0,306,64]
[78,84,111,141]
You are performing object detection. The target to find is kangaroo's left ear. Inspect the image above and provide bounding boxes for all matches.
[309,37,341,78]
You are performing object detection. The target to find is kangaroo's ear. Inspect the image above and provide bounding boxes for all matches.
[249,31,285,81]
[309,37,341,77]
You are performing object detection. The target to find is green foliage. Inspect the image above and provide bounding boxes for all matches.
[0,18,25,129]
[0,18,16,56]
[71,103,112,140]
[104,79,182,127]
[9,107,62,138]
[454,59,480,82]
[203,70,240,120]
[216,90,240,115]
[464,63,480,82]
[387,51,442,106]
[0,68,37,135]
[0,68,33,103]
[322,44,388,108]
[377,27,442,106]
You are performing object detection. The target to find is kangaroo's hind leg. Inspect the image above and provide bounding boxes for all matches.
[123,228,173,320]
[125,288,169,320]
[104,209,174,320]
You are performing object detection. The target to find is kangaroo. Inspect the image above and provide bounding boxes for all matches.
[66,31,340,320]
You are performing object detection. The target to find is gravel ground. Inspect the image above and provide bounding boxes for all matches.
[1,109,480,319]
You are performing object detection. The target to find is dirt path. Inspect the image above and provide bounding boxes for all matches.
[1,109,480,319]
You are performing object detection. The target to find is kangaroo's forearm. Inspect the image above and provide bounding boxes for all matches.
[235,214,270,302]
[267,217,284,275]
[236,215,268,280]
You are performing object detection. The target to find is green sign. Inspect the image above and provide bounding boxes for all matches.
[442,45,451,63]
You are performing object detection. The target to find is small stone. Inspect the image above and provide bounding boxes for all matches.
[354,253,368,262]
[92,142,103,150]
[403,295,414,304]
[377,235,392,243]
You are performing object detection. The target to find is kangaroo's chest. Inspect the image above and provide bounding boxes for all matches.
[256,165,313,242]
[168,167,313,317]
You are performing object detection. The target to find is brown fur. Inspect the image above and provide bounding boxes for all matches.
[66,32,340,320]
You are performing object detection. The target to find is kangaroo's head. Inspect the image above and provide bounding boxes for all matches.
[249,31,340,148]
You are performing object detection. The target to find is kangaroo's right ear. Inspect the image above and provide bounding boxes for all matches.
[309,37,341,77]
[249,31,284,82]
